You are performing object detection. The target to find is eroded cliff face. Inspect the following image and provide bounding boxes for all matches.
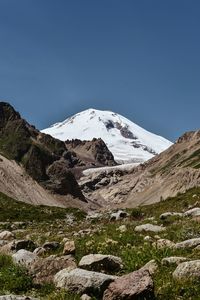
[80,130,200,210]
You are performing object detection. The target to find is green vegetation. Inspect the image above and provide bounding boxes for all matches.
[0,254,33,294]
[0,188,200,298]
[0,192,86,223]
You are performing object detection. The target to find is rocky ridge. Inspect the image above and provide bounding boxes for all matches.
[80,130,200,209]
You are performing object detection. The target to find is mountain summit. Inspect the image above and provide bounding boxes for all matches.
[42,108,172,164]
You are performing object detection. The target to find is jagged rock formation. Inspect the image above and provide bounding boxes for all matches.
[65,138,116,167]
[0,102,85,201]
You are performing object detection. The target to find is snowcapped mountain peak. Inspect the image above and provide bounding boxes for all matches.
[42,108,172,164]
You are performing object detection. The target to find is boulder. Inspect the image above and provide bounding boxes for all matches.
[174,238,200,249]
[153,239,175,249]
[173,260,200,281]
[12,249,38,267]
[30,255,77,284]
[42,241,60,251]
[134,224,166,233]
[103,269,155,300]
[159,212,183,220]
[0,230,15,240]
[54,268,117,296]
[183,207,200,217]
[110,210,129,221]
[33,247,46,256]
[144,236,153,242]
[12,240,36,251]
[161,256,189,266]
[63,240,75,255]
[80,295,92,300]
[79,254,123,272]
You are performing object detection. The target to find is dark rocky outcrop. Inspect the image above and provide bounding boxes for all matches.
[0,102,85,200]
[65,138,116,167]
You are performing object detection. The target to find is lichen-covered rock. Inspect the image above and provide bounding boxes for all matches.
[174,238,200,249]
[0,230,15,240]
[79,254,123,272]
[30,255,77,284]
[54,268,117,297]
[173,260,200,281]
[103,269,155,300]
[12,249,38,267]
[63,240,75,255]
[161,257,189,266]
[153,239,175,249]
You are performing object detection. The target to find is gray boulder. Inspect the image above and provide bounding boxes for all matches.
[173,260,200,281]
[110,210,129,221]
[183,207,200,217]
[42,241,60,251]
[12,249,38,267]
[162,256,189,266]
[54,268,117,296]
[174,238,200,249]
[30,255,77,284]
[0,230,15,240]
[159,212,183,220]
[79,254,123,272]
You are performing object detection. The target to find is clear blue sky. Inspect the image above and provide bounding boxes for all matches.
[0,0,199,141]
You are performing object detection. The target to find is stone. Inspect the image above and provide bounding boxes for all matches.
[161,257,189,266]
[63,240,75,255]
[173,260,200,281]
[80,295,92,300]
[79,254,123,272]
[134,224,166,233]
[174,238,200,249]
[12,240,36,251]
[12,249,38,267]
[54,268,117,296]
[183,207,200,217]
[159,212,183,220]
[144,236,153,242]
[0,230,15,240]
[42,241,60,251]
[153,239,175,249]
[30,255,77,284]
[86,212,103,221]
[33,247,46,256]
[140,260,158,275]
[110,210,129,221]
[103,269,155,300]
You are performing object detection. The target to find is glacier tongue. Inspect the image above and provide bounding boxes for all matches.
[42,108,172,164]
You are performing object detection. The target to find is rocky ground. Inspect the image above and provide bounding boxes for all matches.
[0,188,200,299]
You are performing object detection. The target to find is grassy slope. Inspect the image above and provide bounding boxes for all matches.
[0,189,200,299]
